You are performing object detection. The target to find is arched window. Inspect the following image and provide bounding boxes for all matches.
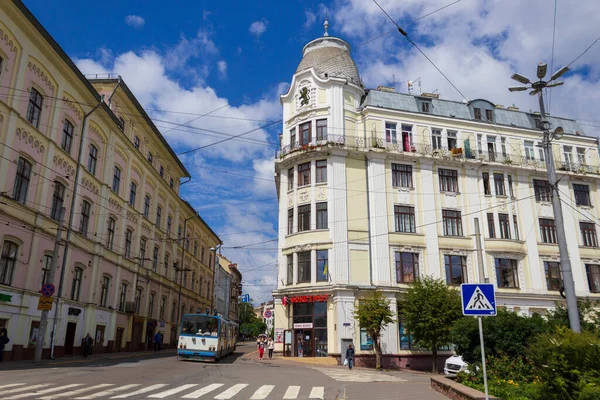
[112,166,121,193]
[99,276,110,307]
[71,267,83,301]
[26,88,43,128]
[129,182,137,207]
[107,217,116,250]
[148,292,155,317]
[51,182,66,221]
[88,144,98,176]
[13,157,32,205]
[135,287,143,314]
[0,241,19,285]
[119,282,128,312]
[41,254,52,287]
[144,195,151,218]
[61,120,74,154]
[80,200,91,236]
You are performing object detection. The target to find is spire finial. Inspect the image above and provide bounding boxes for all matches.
[324,16,329,37]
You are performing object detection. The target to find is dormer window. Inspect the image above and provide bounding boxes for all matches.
[534,118,541,129]
[474,108,482,120]
[485,109,493,121]
[421,101,431,113]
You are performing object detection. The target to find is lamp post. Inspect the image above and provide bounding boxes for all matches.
[175,213,197,335]
[508,63,581,333]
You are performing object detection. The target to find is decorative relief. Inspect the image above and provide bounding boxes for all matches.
[444,193,458,208]
[0,28,18,53]
[16,128,45,154]
[316,187,326,200]
[81,177,100,195]
[52,155,75,176]
[499,202,508,211]
[396,191,410,205]
[288,196,293,207]
[27,61,55,93]
[294,244,312,252]
[298,190,310,204]
[126,211,138,224]
[62,97,82,120]
[88,124,106,144]
[114,146,128,162]
[141,222,151,234]
[539,203,553,218]
[108,197,123,213]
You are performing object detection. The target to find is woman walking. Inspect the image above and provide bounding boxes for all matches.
[257,338,265,360]
[267,337,275,359]
[345,344,355,370]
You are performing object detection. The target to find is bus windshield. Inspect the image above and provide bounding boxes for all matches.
[180,315,219,336]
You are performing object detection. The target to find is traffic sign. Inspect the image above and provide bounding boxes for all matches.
[241,294,250,303]
[461,283,497,316]
[37,296,53,311]
[41,283,55,297]
[264,310,272,319]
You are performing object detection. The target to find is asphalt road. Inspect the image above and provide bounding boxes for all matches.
[0,344,446,400]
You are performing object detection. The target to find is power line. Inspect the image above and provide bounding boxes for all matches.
[565,36,600,69]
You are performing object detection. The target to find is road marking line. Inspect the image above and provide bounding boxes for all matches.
[283,386,301,399]
[110,384,168,398]
[39,384,114,399]
[148,384,198,398]
[0,384,27,390]
[214,384,249,399]
[2,385,51,395]
[249,385,275,399]
[4,384,83,399]
[75,384,141,399]
[309,387,325,399]
[181,384,224,399]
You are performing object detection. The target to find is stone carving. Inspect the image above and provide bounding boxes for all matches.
[126,211,138,224]
[81,177,100,195]
[27,61,55,93]
[288,196,293,207]
[298,190,310,203]
[52,155,75,176]
[0,28,18,53]
[316,187,326,200]
[294,244,312,252]
[16,128,45,154]
[108,197,123,213]
[62,97,83,121]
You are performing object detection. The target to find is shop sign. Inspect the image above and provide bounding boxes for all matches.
[275,328,284,343]
[293,323,313,329]
[287,294,329,304]
[0,293,12,302]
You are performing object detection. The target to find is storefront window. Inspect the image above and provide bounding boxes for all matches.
[360,328,373,350]
[292,300,328,357]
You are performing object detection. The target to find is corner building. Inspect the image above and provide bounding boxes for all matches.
[273,24,600,368]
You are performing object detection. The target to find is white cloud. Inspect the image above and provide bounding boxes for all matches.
[249,21,267,37]
[304,11,317,29]
[124,15,145,29]
[217,60,227,79]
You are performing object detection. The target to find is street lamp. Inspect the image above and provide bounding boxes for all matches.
[508,63,581,333]
[175,213,198,335]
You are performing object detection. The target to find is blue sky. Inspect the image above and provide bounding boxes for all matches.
[22,0,600,303]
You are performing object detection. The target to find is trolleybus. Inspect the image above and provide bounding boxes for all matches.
[177,313,237,361]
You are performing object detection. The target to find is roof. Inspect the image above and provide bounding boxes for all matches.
[296,36,361,85]
[362,90,587,136]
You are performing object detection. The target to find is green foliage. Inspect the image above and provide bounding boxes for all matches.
[240,321,267,338]
[398,276,462,372]
[354,291,395,370]
[239,302,256,325]
[545,299,600,332]
[450,309,550,364]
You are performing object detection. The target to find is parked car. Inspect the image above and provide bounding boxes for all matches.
[444,355,468,375]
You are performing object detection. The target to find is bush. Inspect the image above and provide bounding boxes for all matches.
[546,299,600,332]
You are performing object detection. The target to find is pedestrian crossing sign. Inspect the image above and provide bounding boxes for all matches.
[460,283,496,316]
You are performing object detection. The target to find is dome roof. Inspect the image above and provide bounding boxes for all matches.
[296,36,361,86]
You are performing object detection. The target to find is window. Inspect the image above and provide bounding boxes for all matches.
[482,172,491,195]
[421,101,430,113]
[538,144,545,161]
[499,214,511,239]
[129,182,137,207]
[439,169,458,192]
[167,216,172,236]
[487,137,496,161]
[201,246,205,264]
[288,168,294,190]
[586,265,600,293]
[119,283,127,312]
[447,131,457,150]
[60,120,75,154]
[144,195,151,218]
[147,152,153,164]
[139,238,147,266]
[494,173,505,196]
[474,107,482,120]
[13,157,32,204]
[316,202,328,229]
[445,255,467,285]
[431,129,442,150]
[495,259,518,288]
[169,178,174,189]
[394,205,415,233]
[290,128,296,147]
[392,164,412,188]
[316,160,327,183]
[507,175,514,197]
[159,297,166,320]
[396,252,419,283]
[442,210,463,236]
[191,271,195,292]
[0,241,18,285]
[298,162,310,186]
[485,109,493,121]
[50,182,66,221]
[539,218,557,243]
[106,217,115,250]
[487,213,496,238]
[87,144,98,175]
[100,276,110,307]
[297,251,311,283]
[193,241,198,257]
[171,301,177,322]
[580,222,598,247]
[501,137,507,158]
[317,250,328,282]
[287,255,293,284]
[164,254,170,275]
[125,229,133,258]
[71,267,83,301]
[316,119,327,141]
[513,215,520,240]
[152,246,159,272]
[183,271,187,288]
[148,293,154,317]
[287,209,293,235]
[385,122,397,143]
[178,225,182,242]
[533,179,551,202]
[577,148,587,165]
[112,166,121,193]
[544,261,562,291]
[119,117,125,131]
[41,255,51,287]
[156,206,162,228]
[134,136,140,149]
[298,205,310,232]
[26,88,43,128]
[573,184,591,206]
[477,134,483,154]
[159,165,164,178]
[135,288,143,314]
[524,141,535,160]
[563,146,574,168]
[299,122,311,145]
[80,200,91,236]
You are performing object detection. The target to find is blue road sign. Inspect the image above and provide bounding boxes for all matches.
[241,294,250,303]
[41,283,55,297]
[461,283,497,316]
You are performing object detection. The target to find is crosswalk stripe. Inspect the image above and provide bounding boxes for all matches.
[309,387,325,399]
[39,384,114,400]
[148,384,198,398]
[181,384,224,399]
[0,384,27,390]
[249,385,275,399]
[4,384,83,399]
[2,385,52,395]
[110,384,168,399]
[283,386,301,399]
[75,384,141,399]
[214,384,249,400]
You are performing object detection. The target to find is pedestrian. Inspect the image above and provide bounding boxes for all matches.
[82,333,92,358]
[0,327,9,363]
[345,344,355,370]
[154,331,162,351]
[267,337,274,359]
[297,338,304,358]
[257,338,265,360]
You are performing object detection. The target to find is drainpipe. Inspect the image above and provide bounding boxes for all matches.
[365,156,374,287]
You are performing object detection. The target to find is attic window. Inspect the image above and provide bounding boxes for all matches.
[485,109,493,121]
[420,101,431,113]
[474,108,482,120]
[534,118,541,129]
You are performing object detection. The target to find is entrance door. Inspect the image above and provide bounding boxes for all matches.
[295,330,313,357]
[95,325,105,353]
[64,322,76,355]
[115,328,124,352]
[132,323,143,351]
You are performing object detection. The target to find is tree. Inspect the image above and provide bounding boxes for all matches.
[238,301,267,339]
[399,276,462,372]
[354,291,395,370]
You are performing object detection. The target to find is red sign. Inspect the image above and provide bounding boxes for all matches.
[289,294,329,304]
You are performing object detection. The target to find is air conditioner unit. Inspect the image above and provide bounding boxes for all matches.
[125,302,136,314]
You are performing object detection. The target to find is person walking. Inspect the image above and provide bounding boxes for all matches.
[267,337,274,359]
[154,331,162,351]
[0,327,9,363]
[82,333,92,358]
[257,338,265,360]
[345,344,355,370]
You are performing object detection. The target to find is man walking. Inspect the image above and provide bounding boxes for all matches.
[154,331,162,351]
[0,327,9,362]
[82,333,92,358]
[345,344,355,370]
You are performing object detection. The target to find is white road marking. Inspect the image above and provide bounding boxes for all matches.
[39,384,114,400]
[75,384,141,399]
[148,384,198,398]
[4,384,83,399]
[110,384,168,398]
[312,367,407,382]
[2,385,51,395]
[249,385,275,399]
[0,384,27,390]
[181,384,224,399]
[214,384,249,399]
[309,387,325,399]
[283,386,301,399]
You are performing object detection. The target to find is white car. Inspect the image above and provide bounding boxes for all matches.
[444,355,468,375]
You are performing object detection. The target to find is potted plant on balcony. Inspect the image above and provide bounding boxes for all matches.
[451,147,463,157]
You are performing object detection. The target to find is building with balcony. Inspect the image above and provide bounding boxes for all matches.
[214,253,243,322]
[272,21,600,367]
[0,0,220,360]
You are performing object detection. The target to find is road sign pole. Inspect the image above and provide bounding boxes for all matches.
[478,316,489,400]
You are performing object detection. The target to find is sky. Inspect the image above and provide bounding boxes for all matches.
[23,0,600,304]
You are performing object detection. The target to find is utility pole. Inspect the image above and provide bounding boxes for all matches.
[473,217,487,284]
[34,207,65,362]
